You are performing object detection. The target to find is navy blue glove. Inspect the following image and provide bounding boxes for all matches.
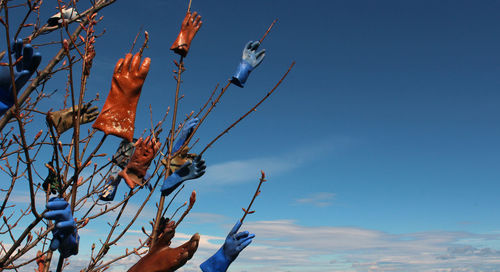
[0,39,41,115]
[172,118,198,154]
[231,41,265,88]
[200,220,255,272]
[43,198,79,258]
[99,165,122,201]
[161,155,206,196]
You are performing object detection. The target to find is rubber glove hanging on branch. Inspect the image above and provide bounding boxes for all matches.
[172,118,198,154]
[92,52,151,142]
[0,39,42,115]
[231,41,265,88]
[99,165,122,201]
[112,138,137,169]
[128,219,199,272]
[43,198,79,258]
[170,12,202,57]
[161,155,206,196]
[200,220,255,272]
[119,136,161,189]
[161,118,198,173]
[46,102,99,134]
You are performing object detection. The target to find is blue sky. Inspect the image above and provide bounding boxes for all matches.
[3,0,500,271]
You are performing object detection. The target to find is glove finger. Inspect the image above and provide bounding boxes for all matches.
[46,198,69,210]
[44,209,69,221]
[234,230,250,240]
[13,70,30,91]
[86,106,99,115]
[196,159,205,168]
[56,220,76,231]
[114,58,124,74]
[49,237,60,251]
[139,57,151,79]
[229,220,242,236]
[195,170,205,179]
[236,237,253,252]
[238,233,255,243]
[29,52,42,74]
[244,41,252,51]
[13,39,23,70]
[256,49,266,65]
[134,137,143,147]
[131,52,141,72]
[175,233,200,260]
[194,14,202,25]
[121,53,133,73]
[250,41,260,51]
[22,44,33,70]
[196,164,206,172]
[190,12,198,22]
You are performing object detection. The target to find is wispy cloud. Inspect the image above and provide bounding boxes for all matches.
[295,192,335,207]
[201,137,348,186]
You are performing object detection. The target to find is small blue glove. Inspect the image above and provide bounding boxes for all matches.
[0,39,41,115]
[99,165,122,201]
[43,198,79,258]
[200,220,255,272]
[161,155,206,196]
[172,118,198,154]
[231,41,265,88]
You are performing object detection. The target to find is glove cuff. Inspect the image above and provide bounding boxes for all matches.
[200,247,232,272]
[161,172,182,196]
[231,60,253,88]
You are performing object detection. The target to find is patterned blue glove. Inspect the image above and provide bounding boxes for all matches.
[172,118,198,154]
[0,39,41,115]
[99,165,122,201]
[200,220,255,272]
[231,41,265,88]
[161,155,206,196]
[43,198,79,258]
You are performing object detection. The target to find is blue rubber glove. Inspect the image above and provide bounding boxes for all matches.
[200,220,255,272]
[172,118,198,154]
[43,198,79,258]
[161,155,206,196]
[231,41,265,88]
[99,165,122,201]
[0,39,41,115]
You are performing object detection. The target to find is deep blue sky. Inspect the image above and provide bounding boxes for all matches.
[4,0,500,271]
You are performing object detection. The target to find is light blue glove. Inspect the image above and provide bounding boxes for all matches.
[43,197,79,258]
[99,165,122,201]
[200,220,255,272]
[161,155,206,196]
[231,41,265,88]
[172,118,198,154]
[0,39,41,115]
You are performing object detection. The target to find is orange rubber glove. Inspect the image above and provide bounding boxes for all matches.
[170,11,202,57]
[92,52,150,141]
[128,219,199,272]
[119,136,161,189]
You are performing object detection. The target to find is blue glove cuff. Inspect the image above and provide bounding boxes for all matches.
[231,60,253,88]
[200,247,232,272]
[161,172,182,196]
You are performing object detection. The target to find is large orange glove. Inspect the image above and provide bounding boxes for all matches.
[119,136,160,189]
[128,219,199,272]
[92,52,151,141]
[170,11,202,57]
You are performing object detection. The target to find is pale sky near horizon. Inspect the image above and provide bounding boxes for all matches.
[2,0,500,271]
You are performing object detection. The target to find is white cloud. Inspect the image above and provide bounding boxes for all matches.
[201,138,343,185]
[295,192,336,207]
